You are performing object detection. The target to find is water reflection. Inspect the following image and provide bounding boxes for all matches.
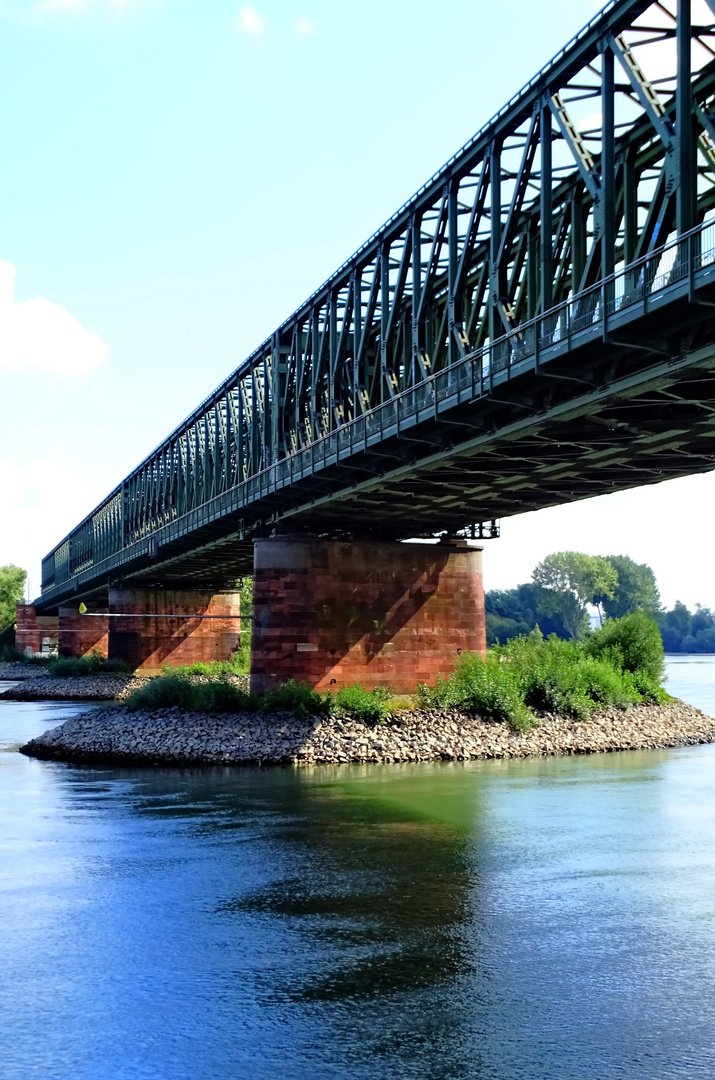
[217,767,481,1005]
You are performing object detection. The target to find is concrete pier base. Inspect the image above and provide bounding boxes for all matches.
[107,588,241,672]
[250,536,485,695]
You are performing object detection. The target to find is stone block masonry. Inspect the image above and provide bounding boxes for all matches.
[251,536,485,695]
[58,606,109,659]
[107,588,241,672]
[15,605,58,656]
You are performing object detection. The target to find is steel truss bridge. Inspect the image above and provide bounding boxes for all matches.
[40,0,715,608]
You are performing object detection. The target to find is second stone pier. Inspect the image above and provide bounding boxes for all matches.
[107,588,242,672]
[251,536,485,695]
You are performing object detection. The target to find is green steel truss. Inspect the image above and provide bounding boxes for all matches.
[40,0,715,603]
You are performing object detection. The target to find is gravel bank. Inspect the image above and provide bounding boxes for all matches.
[1,674,149,701]
[0,671,251,702]
[0,661,41,681]
[19,699,715,766]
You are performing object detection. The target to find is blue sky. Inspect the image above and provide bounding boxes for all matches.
[1,0,713,609]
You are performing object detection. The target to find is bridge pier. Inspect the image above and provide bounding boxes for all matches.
[250,536,485,695]
[15,605,59,657]
[57,605,109,659]
[107,588,242,672]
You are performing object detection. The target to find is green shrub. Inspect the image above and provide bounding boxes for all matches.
[125,674,201,711]
[260,680,330,718]
[47,653,132,677]
[124,674,327,717]
[125,674,257,713]
[0,644,26,663]
[192,679,256,713]
[419,651,534,731]
[630,669,670,705]
[122,626,668,728]
[331,683,393,725]
[523,654,640,719]
[587,612,665,682]
[418,625,667,731]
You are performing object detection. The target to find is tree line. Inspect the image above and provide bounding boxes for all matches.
[486,551,714,653]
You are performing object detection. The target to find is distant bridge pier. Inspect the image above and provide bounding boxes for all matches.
[14,603,109,660]
[250,536,486,695]
[106,588,242,672]
[15,605,59,657]
[58,604,109,659]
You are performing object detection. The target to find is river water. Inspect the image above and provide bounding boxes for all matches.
[1,658,715,1080]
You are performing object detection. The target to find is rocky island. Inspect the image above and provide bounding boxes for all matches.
[19,698,715,767]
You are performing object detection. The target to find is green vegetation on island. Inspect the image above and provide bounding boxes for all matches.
[417,613,666,731]
[120,611,666,733]
[124,671,393,725]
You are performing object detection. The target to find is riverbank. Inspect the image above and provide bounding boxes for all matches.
[0,661,42,680]
[19,699,715,766]
[0,671,148,701]
[0,668,254,702]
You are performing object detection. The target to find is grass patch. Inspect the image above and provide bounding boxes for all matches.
[161,658,247,679]
[0,644,28,663]
[124,673,389,722]
[125,673,256,713]
[0,644,51,664]
[47,653,132,677]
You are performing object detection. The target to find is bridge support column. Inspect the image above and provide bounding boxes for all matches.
[57,605,109,659]
[107,588,241,672]
[250,536,485,695]
[15,605,58,656]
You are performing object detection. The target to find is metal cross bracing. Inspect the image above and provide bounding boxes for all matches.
[39,0,715,606]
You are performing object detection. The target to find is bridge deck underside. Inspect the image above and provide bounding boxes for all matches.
[57,284,715,603]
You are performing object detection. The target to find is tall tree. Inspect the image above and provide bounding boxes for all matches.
[0,565,27,633]
[532,551,618,639]
[599,555,660,619]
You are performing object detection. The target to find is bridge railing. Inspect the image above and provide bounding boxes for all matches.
[41,217,715,596]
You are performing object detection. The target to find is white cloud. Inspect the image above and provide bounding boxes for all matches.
[0,458,104,600]
[0,261,108,375]
[296,15,312,34]
[235,3,263,35]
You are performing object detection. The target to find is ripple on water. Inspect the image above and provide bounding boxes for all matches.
[0,667,714,1079]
